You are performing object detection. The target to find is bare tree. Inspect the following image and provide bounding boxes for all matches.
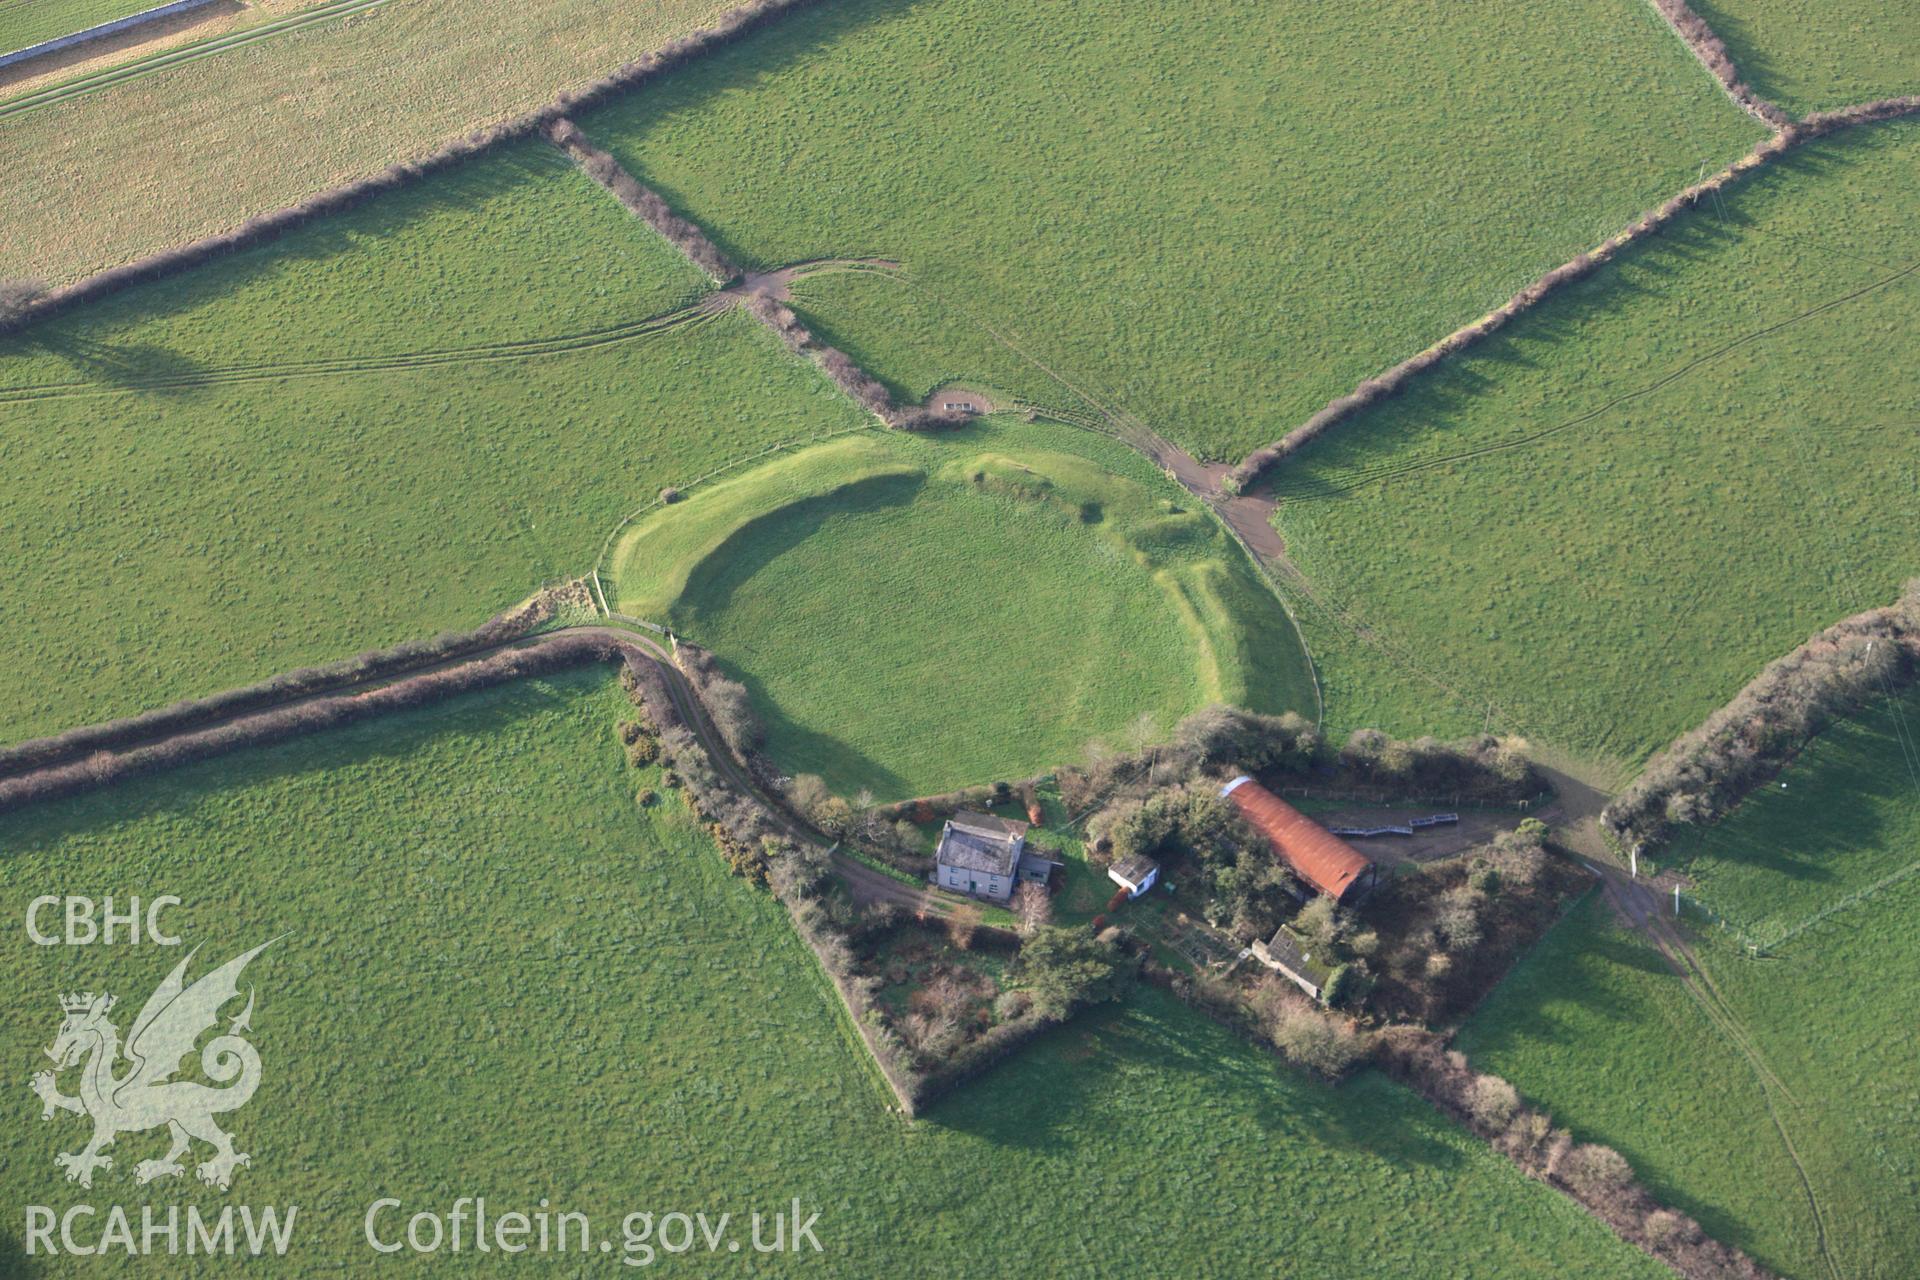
[1011,882,1053,936]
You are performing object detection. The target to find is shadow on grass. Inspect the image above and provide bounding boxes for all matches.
[0,1231,44,1280]
[924,990,1471,1175]
[672,470,926,797]
[574,0,926,274]
[0,138,574,358]
[15,331,209,389]
[1685,0,1789,110]
[0,667,604,847]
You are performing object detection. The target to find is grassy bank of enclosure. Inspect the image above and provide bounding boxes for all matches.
[0,0,736,283]
[0,137,868,743]
[1695,0,1920,114]
[611,423,1317,798]
[576,0,1760,465]
[0,669,1670,1277]
[1459,684,1920,1278]
[1270,121,1920,767]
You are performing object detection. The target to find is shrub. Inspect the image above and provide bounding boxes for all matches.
[1011,882,1052,936]
[625,735,661,767]
[636,788,658,807]
[992,990,1031,1021]
[1467,1076,1521,1130]
[787,773,854,837]
[1321,963,1362,1009]
[1015,925,1137,1018]
[946,904,984,951]
[0,277,46,330]
[1560,1144,1634,1199]
[660,487,682,504]
[1267,1001,1369,1078]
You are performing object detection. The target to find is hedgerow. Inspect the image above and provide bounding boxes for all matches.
[0,587,565,780]
[0,632,627,813]
[1601,579,1920,853]
[1375,1027,1773,1279]
[9,0,822,331]
[545,119,739,282]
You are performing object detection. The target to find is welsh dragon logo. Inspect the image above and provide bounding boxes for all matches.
[30,940,276,1191]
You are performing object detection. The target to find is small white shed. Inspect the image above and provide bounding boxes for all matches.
[1107,855,1160,900]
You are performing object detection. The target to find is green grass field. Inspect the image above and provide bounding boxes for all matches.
[1696,0,1920,114]
[0,0,736,285]
[576,0,1760,465]
[0,0,165,54]
[611,421,1317,798]
[1459,685,1920,1278]
[1269,120,1920,770]
[0,137,869,743]
[0,670,1671,1277]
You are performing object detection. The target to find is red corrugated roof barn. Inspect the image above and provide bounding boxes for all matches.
[1221,776,1377,903]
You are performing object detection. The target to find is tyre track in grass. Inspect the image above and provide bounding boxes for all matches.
[1586,856,1841,1280]
[0,0,394,120]
[1267,257,1920,503]
[0,297,724,406]
[0,258,904,407]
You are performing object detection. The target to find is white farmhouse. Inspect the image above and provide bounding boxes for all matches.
[933,811,1059,902]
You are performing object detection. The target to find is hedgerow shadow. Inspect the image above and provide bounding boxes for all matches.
[0,140,573,360]
[577,0,925,272]
[0,671,589,848]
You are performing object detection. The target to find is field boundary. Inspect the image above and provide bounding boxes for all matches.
[1226,97,1920,491]
[546,117,740,284]
[0,0,828,327]
[0,584,597,777]
[789,271,1330,727]
[1641,0,1790,126]
[0,0,219,70]
[0,615,956,1114]
[1601,580,1920,856]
